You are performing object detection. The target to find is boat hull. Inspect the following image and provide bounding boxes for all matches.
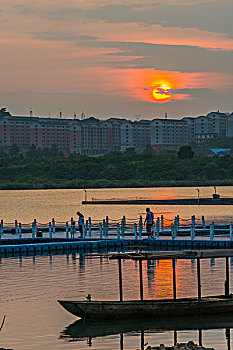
[58,295,233,320]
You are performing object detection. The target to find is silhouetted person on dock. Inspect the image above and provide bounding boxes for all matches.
[144,208,154,238]
[70,221,76,238]
[77,212,84,238]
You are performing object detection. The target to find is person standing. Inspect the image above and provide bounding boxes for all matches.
[70,221,76,238]
[76,211,84,238]
[144,208,154,238]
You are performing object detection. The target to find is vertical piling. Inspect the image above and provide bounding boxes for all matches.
[139,260,144,301]
[99,223,103,239]
[171,223,175,240]
[52,218,55,236]
[49,222,52,238]
[117,223,120,239]
[210,222,214,241]
[134,223,137,239]
[161,215,164,232]
[19,222,22,239]
[202,216,206,231]
[230,222,233,241]
[172,258,176,300]
[197,258,201,300]
[83,223,86,239]
[66,222,69,238]
[0,220,3,239]
[191,223,195,240]
[88,217,92,237]
[15,220,18,235]
[121,219,125,238]
[106,216,109,237]
[34,219,37,237]
[153,222,156,239]
[118,259,123,301]
[225,257,230,297]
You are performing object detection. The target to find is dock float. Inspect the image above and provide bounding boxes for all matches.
[82,198,233,205]
[1,237,233,258]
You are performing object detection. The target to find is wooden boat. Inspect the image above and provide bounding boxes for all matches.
[58,250,233,320]
[58,295,233,320]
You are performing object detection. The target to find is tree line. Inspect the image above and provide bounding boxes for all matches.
[0,144,233,189]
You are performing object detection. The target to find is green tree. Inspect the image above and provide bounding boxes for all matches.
[8,144,20,157]
[178,146,194,159]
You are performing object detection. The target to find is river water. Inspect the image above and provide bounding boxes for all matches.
[1,187,233,350]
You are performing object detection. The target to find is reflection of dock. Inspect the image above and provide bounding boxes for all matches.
[82,198,233,205]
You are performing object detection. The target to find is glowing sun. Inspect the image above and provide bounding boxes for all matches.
[152,83,172,101]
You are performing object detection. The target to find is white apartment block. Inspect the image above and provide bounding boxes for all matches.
[151,119,188,150]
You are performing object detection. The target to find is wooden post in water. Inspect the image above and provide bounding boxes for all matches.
[49,222,52,238]
[139,260,143,301]
[88,217,92,237]
[225,257,230,297]
[210,222,214,241]
[191,222,195,240]
[230,222,233,241]
[139,216,142,239]
[103,219,106,236]
[0,220,3,239]
[106,216,109,237]
[171,223,175,240]
[83,223,86,239]
[153,222,156,239]
[118,259,123,301]
[34,219,37,237]
[117,223,120,239]
[32,222,35,238]
[120,333,124,350]
[121,219,124,238]
[202,216,206,232]
[134,223,137,239]
[197,258,201,299]
[199,329,203,346]
[226,328,230,350]
[99,223,103,239]
[177,215,179,230]
[192,215,195,227]
[66,222,69,238]
[19,222,22,239]
[161,215,164,232]
[52,218,55,236]
[156,217,160,238]
[15,220,18,235]
[172,258,176,300]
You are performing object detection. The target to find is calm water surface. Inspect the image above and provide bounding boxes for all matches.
[1,187,233,349]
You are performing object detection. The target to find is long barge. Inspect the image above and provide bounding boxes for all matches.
[82,198,233,205]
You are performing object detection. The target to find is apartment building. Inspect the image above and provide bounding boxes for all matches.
[120,120,151,151]
[151,118,188,150]
[1,107,233,155]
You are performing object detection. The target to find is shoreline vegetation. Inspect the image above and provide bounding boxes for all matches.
[1,146,233,190]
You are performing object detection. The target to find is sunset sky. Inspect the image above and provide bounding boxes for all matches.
[1,0,233,119]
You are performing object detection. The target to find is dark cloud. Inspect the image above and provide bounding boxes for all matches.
[83,1,233,37]
[14,5,82,21]
[32,32,98,42]
[75,40,233,74]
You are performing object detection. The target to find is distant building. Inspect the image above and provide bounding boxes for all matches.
[1,107,233,155]
[151,118,188,151]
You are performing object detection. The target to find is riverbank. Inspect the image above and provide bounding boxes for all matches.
[1,179,233,190]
